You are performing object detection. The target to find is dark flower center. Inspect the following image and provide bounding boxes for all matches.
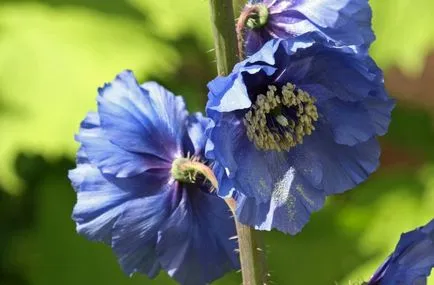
[243,84,318,152]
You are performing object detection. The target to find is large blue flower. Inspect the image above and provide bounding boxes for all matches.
[68,71,239,285]
[240,0,374,55]
[206,33,394,235]
[366,219,434,285]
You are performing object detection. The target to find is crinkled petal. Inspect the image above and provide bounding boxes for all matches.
[209,114,292,203]
[319,98,376,146]
[97,71,187,162]
[110,185,175,278]
[205,112,243,179]
[288,0,374,44]
[183,113,210,156]
[363,97,395,136]
[213,161,236,198]
[242,35,386,104]
[209,116,379,201]
[76,146,89,164]
[299,124,380,194]
[207,112,324,204]
[69,162,133,244]
[276,38,382,102]
[76,112,170,178]
[235,167,325,235]
[320,96,394,146]
[207,64,276,113]
[141,81,189,150]
[245,29,271,57]
[156,186,239,285]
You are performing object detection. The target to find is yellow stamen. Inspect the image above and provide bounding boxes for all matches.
[243,83,318,152]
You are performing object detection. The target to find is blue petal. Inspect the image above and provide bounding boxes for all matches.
[241,35,387,105]
[245,29,271,60]
[363,97,395,136]
[320,96,394,146]
[69,162,133,244]
[212,119,293,202]
[207,112,321,204]
[76,145,89,164]
[277,39,383,102]
[235,167,326,235]
[319,98,376,146]
[289,0,374,45]
[97,71,187,162]
[205,112,242,180]
[110,186,174,278]
[207,64,276,113]
[156,186,239,285]
[77,112,170,178]
[246,0,374,54]
[209,113,380,202]
[141,81,190,150]
[213,161,236,198]
[368,220,434,285]
[299,124,380,194]
[183,113,210,156]
[243,39,280,66]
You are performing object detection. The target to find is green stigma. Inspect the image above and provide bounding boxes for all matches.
[244,83,319,152]
[245,4,269,29]
[170,157,218,189]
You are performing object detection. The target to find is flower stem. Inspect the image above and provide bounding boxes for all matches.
[235,222,268,285]
[208,1,268,284]
[209,0,239,74]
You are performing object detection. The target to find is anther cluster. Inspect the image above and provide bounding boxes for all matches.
[244,83,318,151]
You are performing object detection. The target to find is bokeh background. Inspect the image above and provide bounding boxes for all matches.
[0,0,433,284]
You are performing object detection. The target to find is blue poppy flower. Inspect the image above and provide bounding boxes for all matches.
[68,70,239,285]
[239,0,374,55]
[206,33,394,235]
[366,219,434,285]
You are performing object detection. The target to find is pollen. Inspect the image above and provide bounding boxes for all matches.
[243,83,318,152]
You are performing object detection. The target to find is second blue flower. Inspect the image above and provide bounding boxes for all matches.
[206,33,394,235]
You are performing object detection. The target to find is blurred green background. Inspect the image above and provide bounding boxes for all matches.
[0,0,433,284]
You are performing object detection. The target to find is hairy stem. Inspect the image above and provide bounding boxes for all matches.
[209,1,268,284]
[209,0,239,74]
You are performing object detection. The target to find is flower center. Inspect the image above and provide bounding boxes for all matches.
[170,157,218,189]
[243,83,318,152]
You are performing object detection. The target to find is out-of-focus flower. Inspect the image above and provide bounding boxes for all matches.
[206,33,394,235]
[366,219,434,285]
[238,0,374,55]
[69,71,239,285]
